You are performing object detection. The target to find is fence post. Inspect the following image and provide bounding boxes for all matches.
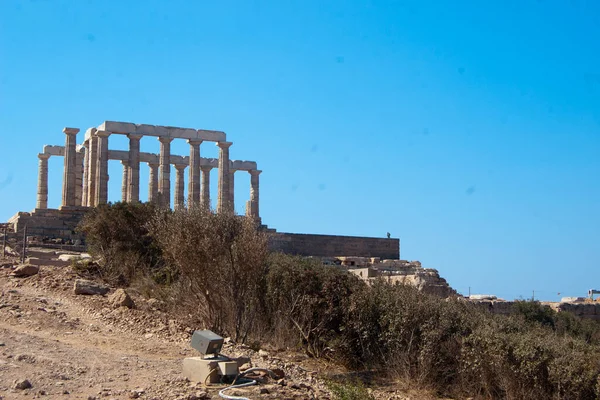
[2,226,6,257]
[21,226,27,264]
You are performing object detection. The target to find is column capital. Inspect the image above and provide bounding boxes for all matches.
[147,162,159,168]
[63,127,80,135]
[230,168,237,174]
[158,137,174,144]
[200,165,213,172]
[249,169,262,176]
[188,139,203,146]
[216,141,233,149]
[174,164,187,171]
[121,160,130,166]
[128,133,144,140]
[38,153,51,160]
[96,130,111,138]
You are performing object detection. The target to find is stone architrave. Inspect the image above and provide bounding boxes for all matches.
[158,137,173,208]
[121,160,129,202]
[174,164,187,210]
[127,134,143,202]
[187,140,202,207]
[61,127,79,207]
[82,140,89,206]
[216,142,232,213]
[200,165,212,209]
[249,169,261,220]
[229,169,236,213]
[95,130,110,205]
[148,162,159,203]
[87,130,98,207]
[36,153,51,209]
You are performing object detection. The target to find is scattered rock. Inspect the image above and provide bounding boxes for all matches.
[74,279,109,296]
[108,289,135,309]
[189,391,209,399]
[258,349,269,358]
[11,264,39,277]
[14,379,32,390]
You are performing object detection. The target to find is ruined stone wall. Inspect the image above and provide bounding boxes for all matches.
[268,232,400,259]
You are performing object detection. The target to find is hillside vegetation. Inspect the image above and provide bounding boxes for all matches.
[78,202,600,400]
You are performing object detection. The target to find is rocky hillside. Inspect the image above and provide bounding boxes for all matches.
[0,249,441,400]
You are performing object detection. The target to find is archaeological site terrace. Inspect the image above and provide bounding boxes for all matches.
[7,121,400,259]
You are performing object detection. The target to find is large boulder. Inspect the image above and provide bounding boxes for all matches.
[108,288,135,309]
[11,264,39,278]
[73,279,109,296]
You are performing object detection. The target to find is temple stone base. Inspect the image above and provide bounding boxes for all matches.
[8,208,89,242]
[268,231,400,259]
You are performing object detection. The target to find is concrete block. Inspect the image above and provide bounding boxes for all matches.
[218,361,239,377]
[183,357,222,384]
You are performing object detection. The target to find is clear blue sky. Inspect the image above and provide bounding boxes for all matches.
[1,0,598,301]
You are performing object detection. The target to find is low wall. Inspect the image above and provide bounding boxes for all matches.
[268,232,400,259]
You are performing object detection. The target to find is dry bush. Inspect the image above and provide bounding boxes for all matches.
[265,253,361,357]
[77,202,166,286]
[149,207,268,342]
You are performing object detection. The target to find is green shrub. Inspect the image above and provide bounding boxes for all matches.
[326,380,375,400]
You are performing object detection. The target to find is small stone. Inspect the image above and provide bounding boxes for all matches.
[239,362,252,371]
[11,264,39,277]
[259,387,270,394]
[258,349,269,358]
[0,342,5,346]
[14,379,32,390]
[108,289,135,309]
[74,279,109,296]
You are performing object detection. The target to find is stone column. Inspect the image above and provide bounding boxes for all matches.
[229,169,236,213]
[121,160,129,202]
[216,142,232,213]
[75,147,85,206]
[158,137,173,208]
[95,130,110,205]
[87,131,98,207]
[127,134,143,203]
[187,140,202,207]
[61,127,79,207]
[148,162,159,204]
[36,153,51,209]
[200,165,212,209]
[174,164,187,210]
[249,170,261,220]
[82,140,89,207]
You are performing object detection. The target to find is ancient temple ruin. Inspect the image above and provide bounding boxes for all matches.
[10,121,262,239]
[8,120,401,261]
[37,121,261,216]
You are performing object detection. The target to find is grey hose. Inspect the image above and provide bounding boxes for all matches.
[218,368,279,400]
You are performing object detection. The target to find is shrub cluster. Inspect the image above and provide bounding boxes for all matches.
[79,203,600,399]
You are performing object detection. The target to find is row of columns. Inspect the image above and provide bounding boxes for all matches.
[36,128,261,220]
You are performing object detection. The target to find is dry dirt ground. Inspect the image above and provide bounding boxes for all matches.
[0,250,442,400]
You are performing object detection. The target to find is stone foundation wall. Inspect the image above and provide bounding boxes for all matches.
[8,208,87,241]
[268,232,400,259]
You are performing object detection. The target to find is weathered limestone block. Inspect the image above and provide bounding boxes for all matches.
[74,279,109,295]
[11,264,39,277]
[109,288,135,309]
